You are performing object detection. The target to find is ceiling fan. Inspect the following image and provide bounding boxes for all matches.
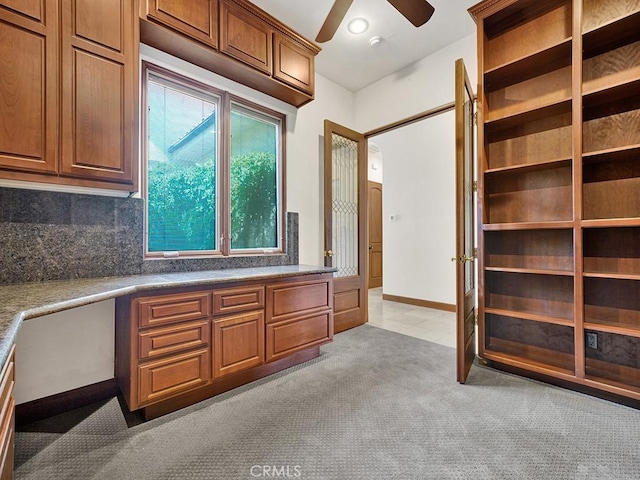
[315,0,435,43]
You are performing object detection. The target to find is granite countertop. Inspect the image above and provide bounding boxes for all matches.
[0,265,335,367]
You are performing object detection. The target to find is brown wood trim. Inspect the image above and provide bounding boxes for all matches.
[15,378,120,427]
[382,294,456,313]
[364,101,456,138]
[468,0,518,22]
[142,346,320,420]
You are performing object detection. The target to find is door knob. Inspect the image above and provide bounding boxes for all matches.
[325,250,334,257]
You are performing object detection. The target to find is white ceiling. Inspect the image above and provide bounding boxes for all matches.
[251,0,479,92]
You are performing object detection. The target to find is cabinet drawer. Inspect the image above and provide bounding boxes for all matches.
[267,280,331,322]
[137,292,210,328]
[266,311,333,362]
[213,310,264,377]
[139,320,210,360]
[213,285,264,315]
[138,348,210,405]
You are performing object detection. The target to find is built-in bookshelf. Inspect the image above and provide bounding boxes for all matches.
[470,0,640,402]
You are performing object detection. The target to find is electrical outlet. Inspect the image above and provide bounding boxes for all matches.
[586,332,598,349]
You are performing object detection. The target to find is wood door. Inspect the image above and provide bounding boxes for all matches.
[368,181,383,289]
[324,120,368,333]
[59,0,137,187]
[0,1,58,174]
[219,0,272,74]
[147,0,218,48]
[454,58,476,384]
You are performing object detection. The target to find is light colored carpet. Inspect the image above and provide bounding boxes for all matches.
[15,325,640,479]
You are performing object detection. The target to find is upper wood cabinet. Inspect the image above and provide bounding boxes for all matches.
[273,32,315,96]
[0,0,139,191]
[0,1,58,175]
[140,0,320,107]
[60,0,138,186]
[219,0,272,74]
[145,0,217,48]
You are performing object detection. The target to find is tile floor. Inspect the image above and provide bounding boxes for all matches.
[367,288,456,348]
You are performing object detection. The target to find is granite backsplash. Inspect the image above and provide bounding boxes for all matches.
[0,187,298,284]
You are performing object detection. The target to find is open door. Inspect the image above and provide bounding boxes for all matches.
[454,58,476,383]
[324,120,368,333]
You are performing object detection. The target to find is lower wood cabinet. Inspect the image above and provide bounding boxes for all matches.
[213,310,264,377]
[0,346,15,480]
[115,273,333,417]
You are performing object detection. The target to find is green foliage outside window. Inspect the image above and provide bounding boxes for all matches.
[147,159,217,252]
[231,152,277,249]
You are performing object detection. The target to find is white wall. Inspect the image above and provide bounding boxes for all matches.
[14,300,115,404]
[354,34,477,132]
[373,111,456,304]
[353,33,477,304]
[288,74,356,266]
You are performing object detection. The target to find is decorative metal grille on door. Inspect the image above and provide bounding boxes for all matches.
[331,133,359,278]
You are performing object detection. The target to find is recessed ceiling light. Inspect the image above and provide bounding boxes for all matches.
[347,17,369,35]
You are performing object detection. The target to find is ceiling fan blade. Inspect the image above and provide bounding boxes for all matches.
[386,0,435,27]
[315,0,354,43]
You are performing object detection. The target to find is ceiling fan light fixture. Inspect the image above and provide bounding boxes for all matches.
[347,17,369,34]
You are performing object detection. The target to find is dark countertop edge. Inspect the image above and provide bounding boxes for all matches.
[0,265,336,367]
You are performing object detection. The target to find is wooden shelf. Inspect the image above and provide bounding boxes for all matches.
[484,337,575,376]
[584,322,640,338]
[485,267,573,276]
[485,307,574,327]
[582,218,640,228]
[483,221,575,231]
[484,38,572,91]
[584,272,640,281]
[583,9,640,58]
[485,157,571,175]
[583,144,640,163]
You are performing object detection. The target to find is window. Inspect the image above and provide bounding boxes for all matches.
[143,63,285,257]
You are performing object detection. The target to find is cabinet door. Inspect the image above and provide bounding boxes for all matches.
[273,33,314,96]
[213,310,264,377]
[147,0,217,48]
[0,2,58,174]
[219,0,272,74]
[59,0,138,187]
